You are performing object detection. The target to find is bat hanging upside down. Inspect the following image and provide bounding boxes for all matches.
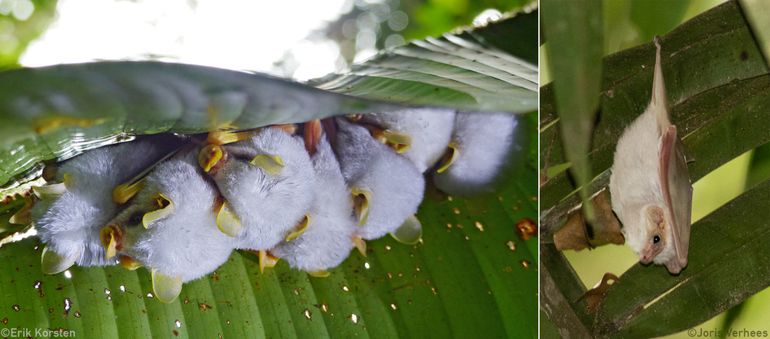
[609,37,693,274]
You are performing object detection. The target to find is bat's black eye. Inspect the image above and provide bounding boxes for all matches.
[128,212,144,226]
[653,235,661,244]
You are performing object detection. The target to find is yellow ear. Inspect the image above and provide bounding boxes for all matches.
[40,247,76,275]
[351,188,372,226]
[151,270,183,303]
[207,130,255,145]
[308,270,330,278]
[382,130,412,153]
[216,201,243,237]
[284,214,311,242]
[436,142,459,173]
[33,174,70,199]
[250,154,285,176]
[113,178,146,204]
[390,214,422,245]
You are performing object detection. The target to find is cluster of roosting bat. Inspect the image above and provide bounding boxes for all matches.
[20,109,516,302]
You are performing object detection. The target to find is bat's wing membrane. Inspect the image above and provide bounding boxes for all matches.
[658,125,693,274]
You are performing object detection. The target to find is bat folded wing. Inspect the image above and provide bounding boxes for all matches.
[658,125,693,274]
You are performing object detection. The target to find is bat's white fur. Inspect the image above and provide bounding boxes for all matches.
[271,136,355,271]
[361,108,456,172]
[334,119,425,240]
[609,109,676,265]
[32,140,166,266]
[213,128,315,250]
[434,112,517,195]
[121,149,234,282]
[610,38,688,271]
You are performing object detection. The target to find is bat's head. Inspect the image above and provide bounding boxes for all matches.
[624,204,679,271]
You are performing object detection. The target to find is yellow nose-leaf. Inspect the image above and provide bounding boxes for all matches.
[436,142,459,173]
[142,193,174,228]
[258,250,279,273]
[351,188,372,226]
[198,144,224,173]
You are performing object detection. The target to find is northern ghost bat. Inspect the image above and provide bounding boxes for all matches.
[609,37,693,274]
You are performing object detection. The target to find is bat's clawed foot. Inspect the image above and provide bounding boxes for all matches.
[352,236,367,257]
[258,250,279,273]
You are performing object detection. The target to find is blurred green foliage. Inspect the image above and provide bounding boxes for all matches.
[324,0,533,64]
[0,0,57,70]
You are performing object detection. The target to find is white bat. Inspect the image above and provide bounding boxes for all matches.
[101,149,234,302]
[271,121,356,274]
[357,108,456,173]
[198,127,316,251]
[433,111,517,195]
[31,139,171,273]
[609,37,692,274]
[333,118,425,241]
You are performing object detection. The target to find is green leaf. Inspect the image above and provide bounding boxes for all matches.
[739,0,770,67]
[595,178,770,337]
[0,11,537,190]
[541,0,603,220]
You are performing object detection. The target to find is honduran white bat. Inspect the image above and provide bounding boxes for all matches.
[198,127,316,251]
[333,118,425,240]
[31,139,170,273]
[609,37,692,274]
[433,111,517,195]
[271,121,356,273]
[101,149,234,302]
[357,108,456,173]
